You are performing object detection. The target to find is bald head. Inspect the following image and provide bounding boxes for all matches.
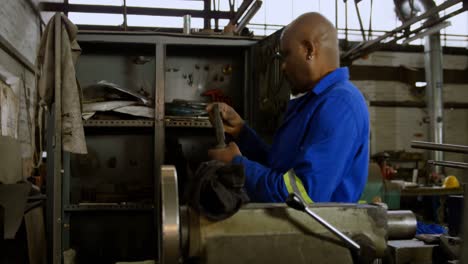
[280,13,340,94]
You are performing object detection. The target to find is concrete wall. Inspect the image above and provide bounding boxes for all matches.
[0,0,46,176]
[352,51,468,179]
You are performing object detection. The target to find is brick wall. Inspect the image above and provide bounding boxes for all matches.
[352,52,468,180]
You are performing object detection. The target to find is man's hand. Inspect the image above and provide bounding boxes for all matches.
[208,142,242,164]
[206,103,244,139]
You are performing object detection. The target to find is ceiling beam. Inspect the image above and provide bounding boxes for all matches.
[39,2,232,20]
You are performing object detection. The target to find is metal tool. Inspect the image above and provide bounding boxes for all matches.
[212,104,226,148]
[286,193,361,252]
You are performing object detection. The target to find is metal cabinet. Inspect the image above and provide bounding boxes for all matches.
[47,32,263,263]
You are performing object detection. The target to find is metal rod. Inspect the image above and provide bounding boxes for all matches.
[411,141,468,154]
[231,0,254,24]
[286,193,360,252]
[427,160,468,170]
[354,0,366,41]
[304,206,361,251]
[52,12,63,264]
[234,0,262,34]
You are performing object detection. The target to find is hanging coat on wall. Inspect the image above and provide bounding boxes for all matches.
[37,13,87,154]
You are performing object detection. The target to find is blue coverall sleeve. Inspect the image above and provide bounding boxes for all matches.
[232,97,359,203]
[235,124,270,166]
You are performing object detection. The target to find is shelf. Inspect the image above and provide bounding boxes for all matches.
[64,203,154,212]
[83,119,213,128]
[165,118,212,128]
[83,119,154,127]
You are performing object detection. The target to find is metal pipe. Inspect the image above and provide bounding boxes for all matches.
[411,141,468,154]
[234,0,262,34]
[387,210,418,240]
[231,0,254,24]
[394,0,446,173]
[427,160,468,170]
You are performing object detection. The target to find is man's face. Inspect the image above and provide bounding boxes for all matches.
[279,33,312,95]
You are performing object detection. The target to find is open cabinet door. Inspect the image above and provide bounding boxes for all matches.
[248,29,291,142]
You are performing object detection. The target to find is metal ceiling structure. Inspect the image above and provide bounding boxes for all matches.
[341,0,467,63]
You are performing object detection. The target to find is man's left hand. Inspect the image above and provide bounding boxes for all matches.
[208,142,241,163]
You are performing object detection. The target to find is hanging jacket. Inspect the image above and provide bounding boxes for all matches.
[232,67,369,203]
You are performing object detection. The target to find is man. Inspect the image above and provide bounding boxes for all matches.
[207,12,369,203]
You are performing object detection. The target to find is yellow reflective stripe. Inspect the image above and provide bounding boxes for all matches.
[358,200,367,204]
[283,172,295,194]
[283,170,314,204]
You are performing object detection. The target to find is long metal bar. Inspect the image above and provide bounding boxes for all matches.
[40,2,231,19]
[342,0,461,59]
[231,0,254,24]
[304,206,361,251]
[427,160,468,170]
[411,141,468,154]
[354,0,366,41]
[52,13,63,264]
[234,0,263,34]
[155,43,166,262]
[286,194,361,252]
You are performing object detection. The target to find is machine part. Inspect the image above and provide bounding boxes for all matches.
[387,210,417,240]
[234,0,263,35]
[187,203,389,263]
[212,104,226,148]
[286,193,361,252]
[429,160,468,170]
[387,240,436,264]
[411,141,468,154]
[160,165,180,264]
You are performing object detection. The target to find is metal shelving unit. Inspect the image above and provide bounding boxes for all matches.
[47,31,258,264]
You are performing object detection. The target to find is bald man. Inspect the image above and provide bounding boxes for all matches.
[207,12,369,203]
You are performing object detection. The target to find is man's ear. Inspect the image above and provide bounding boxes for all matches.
[302,40,315,60]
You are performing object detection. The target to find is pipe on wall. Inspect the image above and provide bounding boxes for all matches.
[394,0,444,173]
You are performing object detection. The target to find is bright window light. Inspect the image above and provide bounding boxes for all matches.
[126,0,203,10]
[415,82,427,88]
[127,15,204,28]
[70,0,122,5]
[68,12,123,25]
